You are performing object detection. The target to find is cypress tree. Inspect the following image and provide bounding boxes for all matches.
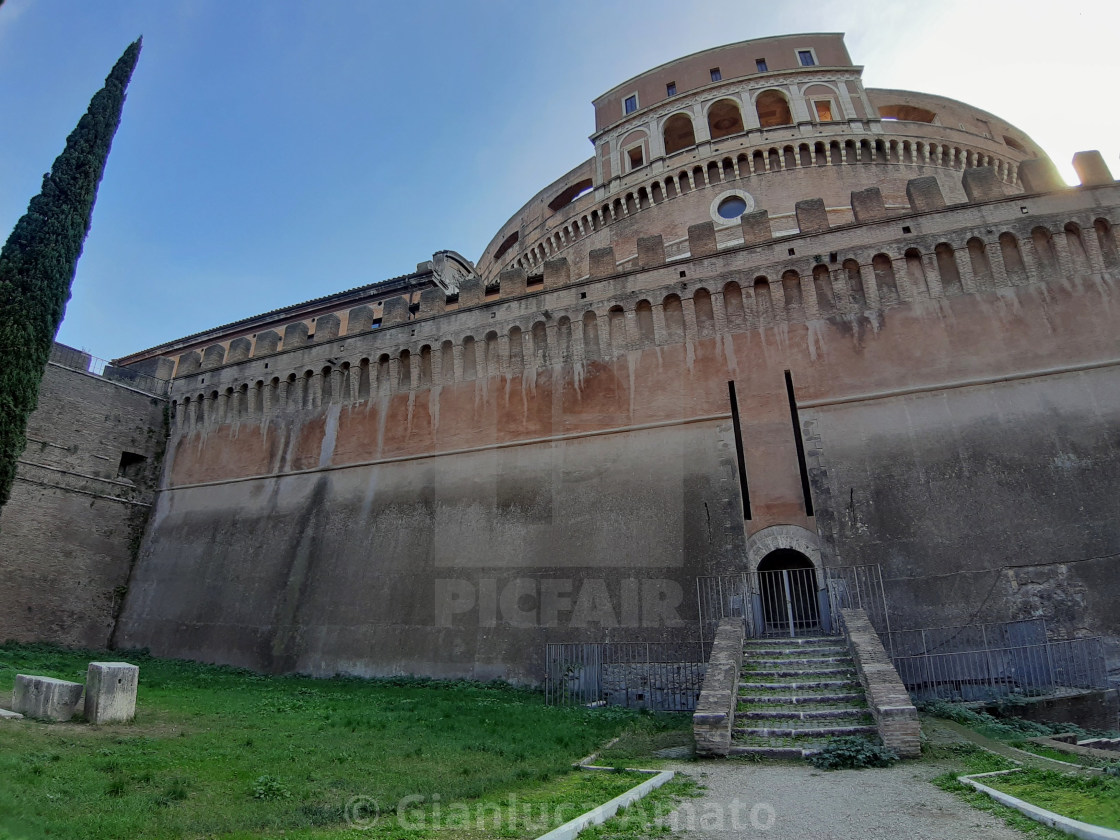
[0,38,141,509]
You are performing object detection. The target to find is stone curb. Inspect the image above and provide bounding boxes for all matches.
[532,767,675,840]
[958,770,1120,840]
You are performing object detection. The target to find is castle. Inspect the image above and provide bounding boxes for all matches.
[2,33,1118,691]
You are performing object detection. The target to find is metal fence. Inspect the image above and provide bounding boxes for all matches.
[543,641,710,710]
[892,635,1109,701]
[885,618,1049,658]
[696,564,889,642]
[50,344,169,396]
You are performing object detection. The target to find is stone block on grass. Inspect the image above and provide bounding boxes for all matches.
[12,675,83,721]
[85,662,139,724]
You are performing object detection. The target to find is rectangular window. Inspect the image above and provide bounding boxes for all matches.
[627,146,644,169]
[797,49,815,67]
[755,58,767,72]
[709,67,721,82]
[624,94,637,114]
[814,100,834,122]
[666,81,676,97]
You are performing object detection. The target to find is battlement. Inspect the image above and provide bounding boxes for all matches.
[167,165,1120,435]
[50,344,170,397]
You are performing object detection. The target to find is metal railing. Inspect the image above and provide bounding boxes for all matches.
[696,564,889,642]
[885,618,1049,658]
[892,635,1109,701]
[50,345,169,396]
[543,641,710,710]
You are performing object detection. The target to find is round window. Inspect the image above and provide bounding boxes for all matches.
[717,195,748,219]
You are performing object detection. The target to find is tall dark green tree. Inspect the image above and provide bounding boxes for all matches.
[0,38,141,508]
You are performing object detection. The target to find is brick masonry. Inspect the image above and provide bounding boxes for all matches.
[0,355,167,648]
[841,608,921,758]
[693,618,744,756]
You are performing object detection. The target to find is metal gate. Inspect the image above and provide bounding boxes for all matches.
[696,564,890,642]
[543,641,710,710]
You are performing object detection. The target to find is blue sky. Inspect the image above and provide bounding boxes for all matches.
[1,0,1117,361]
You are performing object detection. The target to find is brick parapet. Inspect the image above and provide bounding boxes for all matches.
[161,183,1120,436]
[693,618,744,757]
[840,608,920,758]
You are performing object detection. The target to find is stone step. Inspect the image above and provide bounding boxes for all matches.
[728,744,827,758]
[748,658,851,672]
[744,647,848,657]
[741,679,860,691]
[744,636,838,647]
[734,723,878,738]
[738,692,863,705]
[739,712,869,725]
[749,667,855,678]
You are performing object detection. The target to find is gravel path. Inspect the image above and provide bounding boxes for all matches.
[657,760,1027,839]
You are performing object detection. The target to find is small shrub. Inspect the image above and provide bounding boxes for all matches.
[251,774,291,801]
[809,737,898,770]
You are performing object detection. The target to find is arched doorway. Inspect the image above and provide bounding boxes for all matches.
[756,549,820,636]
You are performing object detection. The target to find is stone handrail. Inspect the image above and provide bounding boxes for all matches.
[692,617,744,757]
[840,607,921,758]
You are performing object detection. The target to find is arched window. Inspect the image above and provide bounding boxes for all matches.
[636,300,655,346]
[376,354,391,393]
[532,322,548,366]
[999,233,1028,284]
[812,265,834,315]
[398,350,411,389]
[755,90,792,128]
[301,373,313,409]
[440,341,454,384]
[872,254,899,304]
[507,327,524,373]
[662,294,685,342]
[905,248,927,297]
[557,317,573,362]
[843,260,865,308]
[879,104,936,123]
[608,306,626,355]
[1094,218,1120,270]
[493,231,519,263]
[707,98,744,140]
[968,238,993,291]
[461,337,477,380]
[722,282,746,330]
[935,243,962,295]
[694,289,715,338]
[582,312,601,360]
[1031,227,1059,277]
[418,346,432,387]
[753,277,773,324]
[358,359,371,399]
[781,271,803,319]
[484,331,500,376]
[1065,222,1091,275]
[663,113,696,156]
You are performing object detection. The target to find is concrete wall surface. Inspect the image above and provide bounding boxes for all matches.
[109,183,1120,683]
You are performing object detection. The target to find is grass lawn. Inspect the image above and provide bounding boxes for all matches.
[0,642,691,839]
[982,769,1120,831]
[926,744,1071,840]
[1009,740,1119,769]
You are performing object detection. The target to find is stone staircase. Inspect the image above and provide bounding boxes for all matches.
[729,635,876,758]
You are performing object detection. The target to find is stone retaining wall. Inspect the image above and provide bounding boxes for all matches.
[692,618,744,756]
[840,608,921,758]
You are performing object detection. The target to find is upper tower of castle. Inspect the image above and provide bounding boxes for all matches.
[476,33,1049,283]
